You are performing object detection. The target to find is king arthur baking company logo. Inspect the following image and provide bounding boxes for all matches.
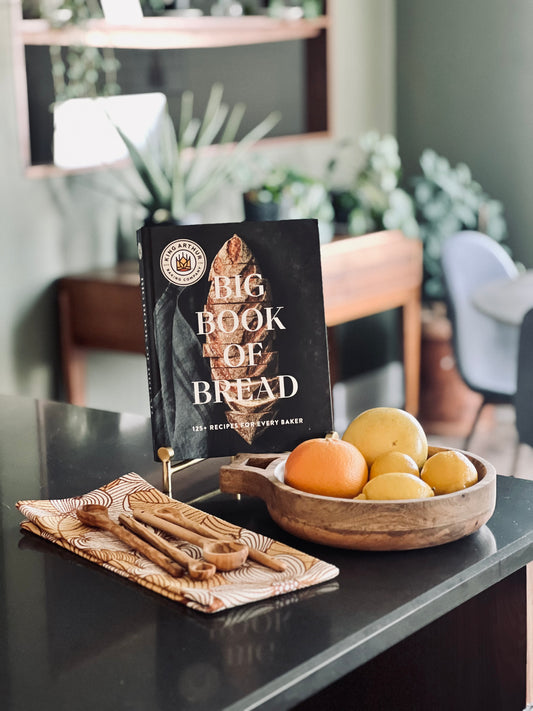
[160,239,207,286]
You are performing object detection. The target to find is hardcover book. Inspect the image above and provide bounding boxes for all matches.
[137,219,333,459]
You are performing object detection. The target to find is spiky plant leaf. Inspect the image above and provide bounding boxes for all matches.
[220,103,245,144]
[185,109,281,214]
[178,90,194,147]
[158,110,179,182]
[113,123,171,209]
[196,83,225,146]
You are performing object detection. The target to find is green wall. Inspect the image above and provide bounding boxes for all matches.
[1,3,121,400]
[396,0,533,267]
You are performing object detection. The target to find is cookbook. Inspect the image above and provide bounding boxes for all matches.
[137,219,333,459]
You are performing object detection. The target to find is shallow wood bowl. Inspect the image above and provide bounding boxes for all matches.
[219,446,497,551]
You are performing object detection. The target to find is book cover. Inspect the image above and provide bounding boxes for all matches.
[137,219,333,459]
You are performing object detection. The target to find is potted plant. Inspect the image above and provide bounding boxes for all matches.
[412,148,510,302]
[25,0,173,104]
[410,149,515,435]
[24,0,121,103]
[327,131,418,239]
[110,83,280,225]
[242,163,335,242]
[242,164,287,221]
[280,168,335,243]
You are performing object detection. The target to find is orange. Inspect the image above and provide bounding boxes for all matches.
[342,407,428,468]
[284,432,368,498]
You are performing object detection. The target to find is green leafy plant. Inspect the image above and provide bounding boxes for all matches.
[111,83,281,223]
[26,1,120,104]
[279,168,334,224]
[242,161,334,240]
[243,164,287,210]
[412,149,510,300]
[327,131,418,239]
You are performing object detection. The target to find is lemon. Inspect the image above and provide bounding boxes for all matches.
[363,472,434,500]
[421,450,478,495]
[369,450,420,480]
[342,407,428,468]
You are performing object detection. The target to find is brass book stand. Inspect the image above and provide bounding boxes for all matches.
[158,446,204,498]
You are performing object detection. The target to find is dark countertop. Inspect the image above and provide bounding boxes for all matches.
[1,395,532,711]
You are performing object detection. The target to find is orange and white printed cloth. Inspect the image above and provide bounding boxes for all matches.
[16,473,339,614]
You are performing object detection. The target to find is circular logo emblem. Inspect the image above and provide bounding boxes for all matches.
[160,239,207,286]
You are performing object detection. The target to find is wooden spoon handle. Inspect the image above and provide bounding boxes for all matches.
[121,516,215,580]
[118,515,192,570]
[242,546,286,572]
[101,518,184,578]
[133,509,208,548]
[154,506,287,573]
[152,506,216,538]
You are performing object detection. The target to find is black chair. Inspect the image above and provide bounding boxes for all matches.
[511,307,533,473]
[441,231,520,449]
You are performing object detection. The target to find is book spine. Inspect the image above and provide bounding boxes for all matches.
[136,228,157,423]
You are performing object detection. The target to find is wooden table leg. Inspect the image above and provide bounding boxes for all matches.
[64,348,88,406]
[402,292,422,416]
[58,286,87,406]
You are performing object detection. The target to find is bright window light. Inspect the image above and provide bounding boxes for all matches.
[53,92,168,170]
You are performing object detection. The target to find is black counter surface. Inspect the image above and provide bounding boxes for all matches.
[1,395,532,711]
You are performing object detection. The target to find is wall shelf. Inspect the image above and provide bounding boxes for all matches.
[11,1,331,175]
[19,15,329,50]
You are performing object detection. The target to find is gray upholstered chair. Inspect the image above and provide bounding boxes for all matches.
[512,307,533,473]
[441,230,519,449]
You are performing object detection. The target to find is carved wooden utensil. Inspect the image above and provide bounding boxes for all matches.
[152,503,287,572]
[118,514,216,581]
[133,509,249,571]
[76,504,184,578]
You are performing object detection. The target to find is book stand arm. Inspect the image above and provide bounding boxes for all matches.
[157,446,204,498]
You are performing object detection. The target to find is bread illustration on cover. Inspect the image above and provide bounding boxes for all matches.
[202,234,280,444]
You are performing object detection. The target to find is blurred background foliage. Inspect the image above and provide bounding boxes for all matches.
[324,132,512,301]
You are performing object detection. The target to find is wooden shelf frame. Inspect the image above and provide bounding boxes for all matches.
[10,1,332,176]
[18,15,330,50]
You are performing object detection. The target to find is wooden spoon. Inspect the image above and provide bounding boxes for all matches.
[76,504,184,578]
[133,509,249,571]
[118,514,216,581]
[152,504,287,573]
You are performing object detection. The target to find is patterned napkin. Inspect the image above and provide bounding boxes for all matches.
[16,473,339,614]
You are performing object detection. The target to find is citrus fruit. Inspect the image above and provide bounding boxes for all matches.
[342,407,428,468]
[421,450,478,495]
[362,472,434,500]
[284,432,368,498]
[369,450,420,480]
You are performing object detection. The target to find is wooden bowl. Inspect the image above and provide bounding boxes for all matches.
[219,446,497,551]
